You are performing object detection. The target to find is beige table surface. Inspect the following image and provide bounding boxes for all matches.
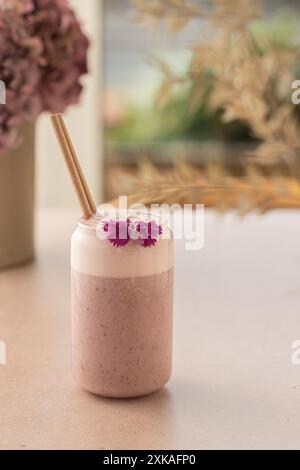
[1,209,300,450]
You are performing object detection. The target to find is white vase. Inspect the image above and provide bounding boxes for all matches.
[0,124,35,269]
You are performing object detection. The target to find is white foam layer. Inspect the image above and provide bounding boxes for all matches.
[71,217,173,278]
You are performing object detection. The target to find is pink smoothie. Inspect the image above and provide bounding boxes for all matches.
[71,213,174,398]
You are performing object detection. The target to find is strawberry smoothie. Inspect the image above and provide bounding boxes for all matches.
[71,212,174,398]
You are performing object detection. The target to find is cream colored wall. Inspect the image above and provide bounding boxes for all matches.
[36,0,103,208]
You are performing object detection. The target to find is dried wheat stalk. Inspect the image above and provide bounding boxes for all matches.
[109,158,300,213]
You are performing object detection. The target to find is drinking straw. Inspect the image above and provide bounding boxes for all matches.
[51,114,97,219]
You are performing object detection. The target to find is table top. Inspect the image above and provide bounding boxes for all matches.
[1,209,300,450]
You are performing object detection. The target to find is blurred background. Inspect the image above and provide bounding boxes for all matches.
[37,0,300,206]
[33,0,300,210]
[36,0,102,208]
[102,0,300,210]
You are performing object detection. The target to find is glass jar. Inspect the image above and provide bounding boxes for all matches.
[71,211,174,398]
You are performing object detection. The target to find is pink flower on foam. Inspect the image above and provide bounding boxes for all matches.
[137,221,163,247]
[103,218,163,248]
[103,219,131,248]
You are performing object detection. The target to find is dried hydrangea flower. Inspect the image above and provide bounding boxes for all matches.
[0,0,89,154]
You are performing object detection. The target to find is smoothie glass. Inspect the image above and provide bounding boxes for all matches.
[71,210,173,398]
